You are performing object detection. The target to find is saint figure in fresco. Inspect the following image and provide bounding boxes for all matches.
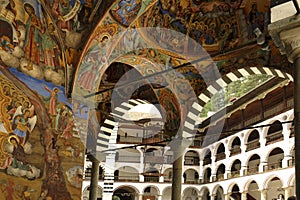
[111,0,141,26]
[78,56,99,91]
[23,3,44,70]
[44,85,59,116]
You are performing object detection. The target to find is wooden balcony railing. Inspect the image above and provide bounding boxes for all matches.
[264,161,282,171]
[216,174,224,181]
[202,178,210,184]
[118,136,142,144]
[266,131,283,145]
[230,147,241,156]
[215,152,226,161]
[244,166,259,175]
[203,157,212,165]
[189,140,202,148]
[227,171,240,179]
[246,139,260,152]
[184,156,200,165]
[184,179,200,184]
[115,176,139,182]
[116,155,140,163]
[143,175,160,183]
[144,156,165,164]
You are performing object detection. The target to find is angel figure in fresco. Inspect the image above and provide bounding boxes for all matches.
[23,3,45,70]
[12,106,36,146]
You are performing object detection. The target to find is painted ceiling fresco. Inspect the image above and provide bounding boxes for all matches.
[0,0,294,199]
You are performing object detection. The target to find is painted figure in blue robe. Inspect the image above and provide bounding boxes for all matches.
[116,0,138,25]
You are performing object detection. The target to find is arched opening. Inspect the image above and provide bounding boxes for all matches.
[183,187,199,200]
[116,148,140,163]
[202,188,210,200]
[265,147,284,171]
[231,184,241,200]
[266,120,283,145]
[82,186,103,200]
[203,168,211,183]
[184,150,200,165]
[266,177,283,200]
[215,143,226,161]
[144,147,165,165]
[228,159,241,178]
[113,186,137,200]
[143,186,159,200]
[246,154,260,175]
[0,20,14,51]
[247,180,260,199]
[143,168,160,182]
[215,186,224,200]
[203,150,212,166]
[163,168,172,183]
[215,164,225,181]
[246,130,260,151]
[230,137,241,156]
[162,187,172,200]
[115,166,139,182]
[183,169,199,184]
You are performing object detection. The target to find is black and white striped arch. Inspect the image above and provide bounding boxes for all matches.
[96,99,151,152]
[182,67,293,138]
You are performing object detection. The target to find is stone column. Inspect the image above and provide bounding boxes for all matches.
[138,193,143,200]
[157,195,162,200]
[241,191,247,200]
[284,186,292,199]
[280,26,300,198]
[224,193,231,200]
[260,189,267,200]
[88,156,100,200]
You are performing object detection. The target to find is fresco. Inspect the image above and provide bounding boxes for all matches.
[0,67,84,199]
[137,0,270,55]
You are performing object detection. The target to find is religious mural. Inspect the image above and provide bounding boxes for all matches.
[0,0,283,199]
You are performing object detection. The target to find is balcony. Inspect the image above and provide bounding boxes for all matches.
[144,156,165,164]
[230,147,241,156]
[118,136,142,144]
[215,174,224,181]
[264,161,282,171]
[184,179,199,184]
[116,155,140,163]
[189,140,202,148]
[227,171,240,179]
[143,173,160,182]
[184,156,200,165]
[266,131,283,145]
[115,176,139,182]
[215,152,226,162]
[246,139,260,152]
[244,166,259,175]
[203,157,212,165]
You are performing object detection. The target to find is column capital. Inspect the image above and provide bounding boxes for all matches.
[280,26,300,63]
